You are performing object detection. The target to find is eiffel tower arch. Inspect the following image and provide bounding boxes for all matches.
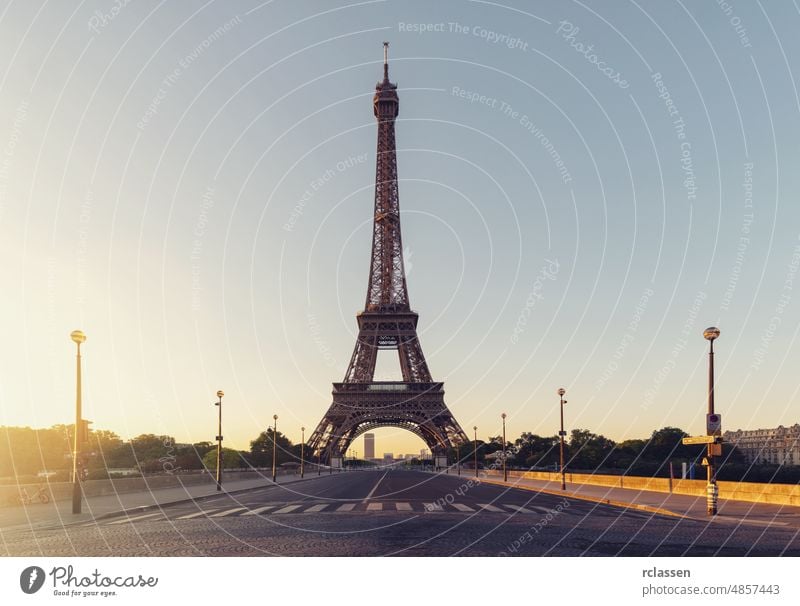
[307,43,468,466]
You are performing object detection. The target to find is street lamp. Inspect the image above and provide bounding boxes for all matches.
[214,390,224,491]
[272,414,278,483]
[704,327,721,515]
[501,413,507,482]
[558,388,567,491]
[70,330,86,514]
[473,426,478,478]
[300,426,305,478]
[456,440,461,476]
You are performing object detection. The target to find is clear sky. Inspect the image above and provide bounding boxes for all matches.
[1,1,799,456]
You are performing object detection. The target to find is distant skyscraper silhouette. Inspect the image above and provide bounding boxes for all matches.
[364,433,375,459]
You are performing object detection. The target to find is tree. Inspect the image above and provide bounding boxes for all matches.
[568,429,615,470]
[249,429,294,467]
[202,448,247,471]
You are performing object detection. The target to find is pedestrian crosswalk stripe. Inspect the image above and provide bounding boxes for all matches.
[304,504,328,513]
[366,502,382,511]
[504,504,536,514]
[273,505,302,514]
[210,507,247,517]
[451,503,475,512]
[241,506,276,516]
[395,502,412,511]
[424,502,443,511]
[176,509,220,520]
[107,512,163,525]
[478,503,504,512]
[336,503,356,512]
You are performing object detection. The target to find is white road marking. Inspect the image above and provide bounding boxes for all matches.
[336,503,356,512]
[107,512,163,525]
[366,502,383,511]
[304,504,328,513]
[175,509,220,520]
[451,503,475,512]
[241,506,276,516]
[209,507,247,517]
[504,504,536,514]
[395,502,413,511]
[424,502,443,512]
[478,503,504,512]
[273,505,303,514]
[362,470,389,503]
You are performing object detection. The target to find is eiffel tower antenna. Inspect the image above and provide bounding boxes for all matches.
[307,44,468,468]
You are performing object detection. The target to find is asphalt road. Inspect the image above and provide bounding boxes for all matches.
[2,470,798,556]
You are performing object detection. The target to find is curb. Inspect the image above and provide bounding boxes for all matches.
[475,475,689,520]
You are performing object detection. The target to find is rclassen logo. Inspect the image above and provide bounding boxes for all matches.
[20,566,45,594]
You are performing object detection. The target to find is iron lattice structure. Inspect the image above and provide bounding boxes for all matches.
[308,44,468,464]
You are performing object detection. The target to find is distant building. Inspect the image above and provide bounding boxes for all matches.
[382,453,393,464]
[724,424,800,466]
[364,433,375,459]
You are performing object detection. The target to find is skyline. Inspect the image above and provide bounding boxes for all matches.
[2,2,800,455]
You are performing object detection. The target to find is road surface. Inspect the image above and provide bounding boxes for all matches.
[2,470,798,556]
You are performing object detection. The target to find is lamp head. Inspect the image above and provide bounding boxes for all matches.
[216,390,224,398]
[70,330,86,344]
[703,327,720,341]
[473,425,477,431]
[273,414,278,421]
[557,387,566,397]
[501,413,506,420]
[301,426,305,432]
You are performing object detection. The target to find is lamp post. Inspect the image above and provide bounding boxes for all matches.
[501,413,507,482]
[300,427,305,478]
[558,388,567,491]
[473,426,478,478]
[70,330,86,514]
[214,390,224,491]
[317,450,321,475]
[272,414,278,483]
[704,327,721,515]
[456,440,461,476]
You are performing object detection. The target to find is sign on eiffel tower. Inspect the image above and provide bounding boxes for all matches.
[307,43,469,467]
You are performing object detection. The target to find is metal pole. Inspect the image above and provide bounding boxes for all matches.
[300,427,305,478]
[272,415,278,483]
[558,388,566,491]
[474,426,478,478]
[215,391,223,491]
[317,451,321,475]
[501,413,507,482]
[560,398,566,490]
[71,337,83,514]
[456,442,460,476]
[707,335,717,515]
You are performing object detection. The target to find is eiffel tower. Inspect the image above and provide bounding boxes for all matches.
[308,43,468,466]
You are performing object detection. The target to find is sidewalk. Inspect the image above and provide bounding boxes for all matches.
[475,471,800,529]
[0,473,316,532]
